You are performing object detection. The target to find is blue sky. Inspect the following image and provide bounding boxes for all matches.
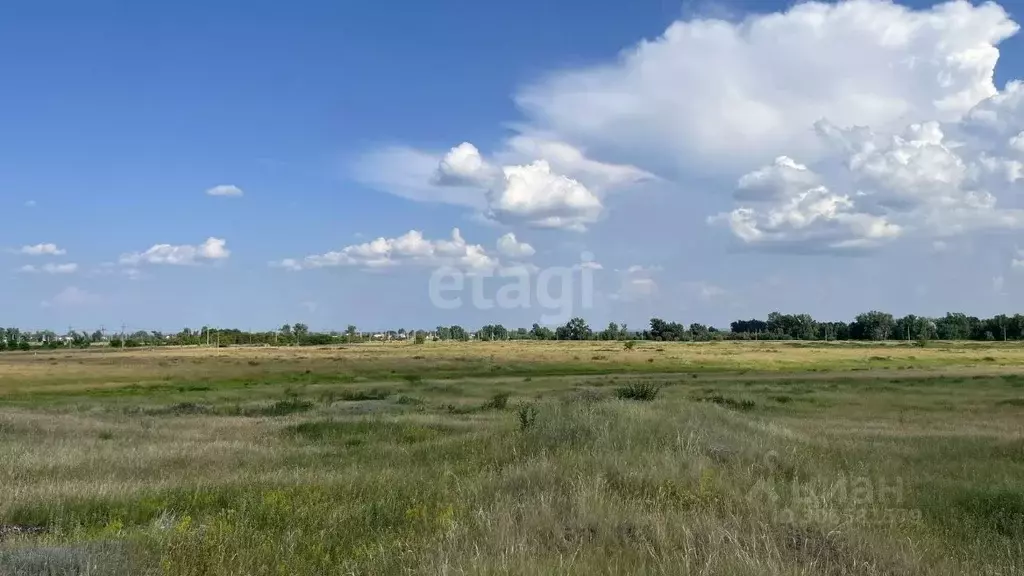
[5,0,1024,332]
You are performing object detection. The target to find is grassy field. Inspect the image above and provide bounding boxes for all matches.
[0,341,1022,575]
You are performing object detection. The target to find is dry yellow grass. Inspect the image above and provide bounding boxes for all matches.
[2,339,1024,394]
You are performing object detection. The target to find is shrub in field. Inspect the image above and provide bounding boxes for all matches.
[698,395,756,411]
[624,340,637,351]
[615,380,661,401]
[517,404,538,431]
[482,392,511,410]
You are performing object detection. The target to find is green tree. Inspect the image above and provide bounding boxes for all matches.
[600,322,621,340]
[557,317,591,341]
[449,325,469,341]
[530,323,554,340]
[852,311,895,341]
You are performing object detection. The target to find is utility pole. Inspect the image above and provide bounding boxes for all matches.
[120,324,126,350]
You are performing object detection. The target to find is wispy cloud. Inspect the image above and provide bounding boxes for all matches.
[15,243,66,256]
[19,263,78,274]
[206,184,244,197]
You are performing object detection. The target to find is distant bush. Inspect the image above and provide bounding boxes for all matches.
[482,392,511,410]
[414,334,425,345]
[698,395,756,411]
[623,340,637,351]
[615,380,661,401]
[299,334,334,346]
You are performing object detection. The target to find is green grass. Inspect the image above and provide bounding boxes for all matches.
[0,345,1022,574]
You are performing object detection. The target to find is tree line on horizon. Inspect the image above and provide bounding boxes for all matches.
[2,310,1024,350]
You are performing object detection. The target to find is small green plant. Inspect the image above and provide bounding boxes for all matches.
[517,404,538,431]
[414,334,426,345]
[482,392,511,410]
[623,340,637,351]
[615,380,661,401]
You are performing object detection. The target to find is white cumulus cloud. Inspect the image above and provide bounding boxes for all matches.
[515,0,1018,176]
[486,160,602,231]
[351,146,487,209]
[275,228,498,271]
[433,142,494,187]
[354,0,1024,252]
[354,138,649,229]
[496,232,535,258]
[120,237,230,266]
[17,243,66,256]
[712,106,1024,250]
[499,135,657,193]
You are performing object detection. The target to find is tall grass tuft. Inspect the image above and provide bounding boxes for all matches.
[615,380,661,401]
